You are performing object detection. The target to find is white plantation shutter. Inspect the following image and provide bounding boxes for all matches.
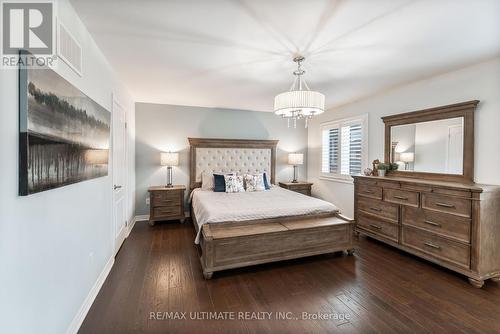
[322,127,339,173]
[321,115,367,179]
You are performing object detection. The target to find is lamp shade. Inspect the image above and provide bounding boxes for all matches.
[161,152,179,166]
[288,153,304,165]
[274,90,325,116]
[400,152,415,163]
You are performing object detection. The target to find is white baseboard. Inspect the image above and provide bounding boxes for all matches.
[126,215,144,237]
[66,256,114,334]
[134,214,149,222]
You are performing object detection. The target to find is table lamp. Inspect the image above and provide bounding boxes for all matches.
[161,152,179,187]
[400,152,414,171]
[288,153,303,183]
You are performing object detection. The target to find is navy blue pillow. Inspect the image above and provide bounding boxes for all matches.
[213,174,226,192]
[263,173,270,190]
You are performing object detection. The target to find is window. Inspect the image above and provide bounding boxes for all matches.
[321,115,368,181]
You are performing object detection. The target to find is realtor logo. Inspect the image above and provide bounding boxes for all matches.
[1,1,56,68]
[2,1,53,54]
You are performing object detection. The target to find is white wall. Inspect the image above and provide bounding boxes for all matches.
[0,1,135,333]
[307,58,500,218]
[135,103,308,216]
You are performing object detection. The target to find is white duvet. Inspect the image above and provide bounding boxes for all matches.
[191,186,338,244]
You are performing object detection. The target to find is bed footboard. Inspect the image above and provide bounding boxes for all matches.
[198,213,354,279]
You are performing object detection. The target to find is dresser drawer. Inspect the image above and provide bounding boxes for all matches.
[402,207,471,243]
[153,205,182,218]
[357,183,382,200]
[358,197,399,222]
[384,188,419,207]
[422,193,471,217]
[357,213,399,242]
[402,226,470,269]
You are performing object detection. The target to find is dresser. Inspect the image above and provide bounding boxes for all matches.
[148,185,185,226]
[355,100,500,287]
[279,181,313,196]
[353,175,500,287]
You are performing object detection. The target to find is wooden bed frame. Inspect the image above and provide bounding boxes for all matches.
[188,138,354,279]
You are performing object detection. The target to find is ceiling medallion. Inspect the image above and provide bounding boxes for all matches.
[274,56,325,128]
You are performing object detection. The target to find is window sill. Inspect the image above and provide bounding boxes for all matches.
[319,175,354,185]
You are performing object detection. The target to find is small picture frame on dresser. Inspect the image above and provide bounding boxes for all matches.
[148,185,186,226]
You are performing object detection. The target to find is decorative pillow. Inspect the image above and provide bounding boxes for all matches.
[213,174,226,192]
[263,172,271,190]
[244,173,266,192]
[224,174,245,193]
[201,172,215,190]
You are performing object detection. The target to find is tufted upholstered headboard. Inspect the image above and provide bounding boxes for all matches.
[188,138,278,189]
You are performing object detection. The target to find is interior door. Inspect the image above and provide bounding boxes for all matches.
[112,99,127,255]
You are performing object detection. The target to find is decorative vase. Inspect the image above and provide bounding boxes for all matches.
[379,170,386,177]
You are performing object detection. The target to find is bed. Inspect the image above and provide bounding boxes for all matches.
[188,138,354,279]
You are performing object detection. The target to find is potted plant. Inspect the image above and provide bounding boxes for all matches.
[389,163,399,171]
[377,163,388,177]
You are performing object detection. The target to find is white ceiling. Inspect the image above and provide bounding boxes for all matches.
[70,0,500,112]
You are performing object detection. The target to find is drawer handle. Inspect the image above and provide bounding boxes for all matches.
[435,202,455,208]
[369,224,382,230]
[424,242,441,249]
[363,190,374,194]
[393,195,408,200]
[424,220,441,227]
[370,207,382,212]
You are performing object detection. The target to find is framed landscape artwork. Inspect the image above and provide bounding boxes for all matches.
[19,52,111,195]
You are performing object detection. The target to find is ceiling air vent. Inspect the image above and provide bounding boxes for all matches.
[57,21,82,76]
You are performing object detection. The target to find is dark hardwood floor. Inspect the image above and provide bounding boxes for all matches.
[79,220,500,334]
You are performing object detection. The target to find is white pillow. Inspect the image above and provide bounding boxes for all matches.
[201,172,215,190]
[244,173,266,192]
[224,174,245,193]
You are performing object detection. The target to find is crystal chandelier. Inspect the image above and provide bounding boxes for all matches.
[274,56,325,128]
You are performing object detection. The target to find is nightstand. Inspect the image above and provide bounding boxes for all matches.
[148,185,186,226]
[279,182,313,196]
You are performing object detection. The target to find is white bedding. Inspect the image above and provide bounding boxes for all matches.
[191,186,338,244]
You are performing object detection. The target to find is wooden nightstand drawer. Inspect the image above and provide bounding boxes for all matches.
[153,190,180,201]
[153,191,182,207]
[279,182,313,196]
[153,205,182,218]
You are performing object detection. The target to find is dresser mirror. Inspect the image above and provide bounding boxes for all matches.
[390,117,464,174]
[382,100,478,183]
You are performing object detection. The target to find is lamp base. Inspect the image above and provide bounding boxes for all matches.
[165,166,173,188]
[291,165,298,183]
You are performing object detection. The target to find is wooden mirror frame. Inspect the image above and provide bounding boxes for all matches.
[382,100,479,183]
